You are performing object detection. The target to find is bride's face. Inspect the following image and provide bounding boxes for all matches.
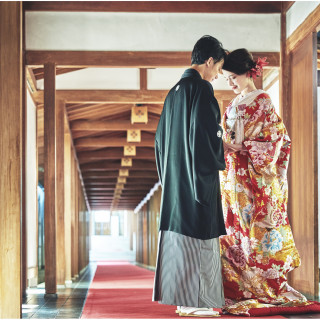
[222,70,250,94]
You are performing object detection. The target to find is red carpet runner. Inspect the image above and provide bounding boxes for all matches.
[81,261,292,319]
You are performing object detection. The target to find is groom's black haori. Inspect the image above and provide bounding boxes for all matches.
[155,68,226,240]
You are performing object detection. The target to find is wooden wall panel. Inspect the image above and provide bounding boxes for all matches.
[64,126,90,282]
[136,210,144,264]
[135,188,162,268]
[147,189,161,267]
[143,205,148,265]
[288,33,318,298]
[0,2,22,318]
[78,182,89,273]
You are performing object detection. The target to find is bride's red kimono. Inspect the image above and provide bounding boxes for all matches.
[219,90,308,315]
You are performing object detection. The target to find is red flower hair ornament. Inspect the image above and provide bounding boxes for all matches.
[247,57,269,80]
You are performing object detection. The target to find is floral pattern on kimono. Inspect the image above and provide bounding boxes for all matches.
[219,91,309,316]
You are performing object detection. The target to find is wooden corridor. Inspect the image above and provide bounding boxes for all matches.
[1,1,320,318]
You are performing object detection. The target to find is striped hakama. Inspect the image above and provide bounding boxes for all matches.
[152,230,225,308]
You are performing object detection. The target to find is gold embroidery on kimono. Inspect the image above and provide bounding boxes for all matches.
[219,91,309,316]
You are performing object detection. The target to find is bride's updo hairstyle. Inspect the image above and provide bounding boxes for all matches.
[222,48,256,76]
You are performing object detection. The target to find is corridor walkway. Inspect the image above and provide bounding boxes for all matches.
[22,264,95,319]
[22,260,320,319]
[22,234,320,319]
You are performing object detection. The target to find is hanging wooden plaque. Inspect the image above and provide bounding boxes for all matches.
[127,129,141,142]
[119,169,129,176]
[124,145,136,156]
[131,106,148,124]
[121,158,132,167]
[117,176,126,184]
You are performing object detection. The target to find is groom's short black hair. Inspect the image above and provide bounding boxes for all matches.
[191,35,226,65]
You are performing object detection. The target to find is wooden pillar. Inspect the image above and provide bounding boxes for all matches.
[21,0,27,300]
[44,62,57,296]
[254,73,263,90]
[280,5,290,130]
[64,128,72,284]
[71,156,76,279]
[0,2,22,318]
[21,64,28,299]
[75,173,79,277]
[56,100,65,285]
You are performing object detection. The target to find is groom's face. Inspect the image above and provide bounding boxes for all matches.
[203,58,224,83]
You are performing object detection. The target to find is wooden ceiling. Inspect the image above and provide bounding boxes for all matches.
[25,1,285,212]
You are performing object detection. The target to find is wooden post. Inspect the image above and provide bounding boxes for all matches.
[75,173,79,277]
[280,4,289,127]
[21,65,28,300]
[254,73,263,90]
[71,156,76,279]
[64,128,72,285]
[44,62,57,296]
[56,100,66,285]
[0,2,22,318]
[22,0,28,300]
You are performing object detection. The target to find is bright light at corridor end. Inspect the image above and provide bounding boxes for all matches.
[134,181,161,214]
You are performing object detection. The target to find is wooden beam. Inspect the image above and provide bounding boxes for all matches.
[86,183,156,188]
[33,89,168,104]
[0,2,22,318]
[82,170,158,178]
[33,67,85,80]
[34,89,236,105]
[71,119,158,131]
[68,105,133,123]
[87,191,154,195]
[23,2,282,13]
[88,188,150,195]
[44,62,57,295]
[75,137,155,148]
[88,193,144,197]
[81,160,156,171]
[26,51,280,68]
[84,179,159,186]
[78,148,155,163]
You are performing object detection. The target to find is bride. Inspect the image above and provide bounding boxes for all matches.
[219,48,307,316]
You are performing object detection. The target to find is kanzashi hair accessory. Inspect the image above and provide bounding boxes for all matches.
[247,57,269,79]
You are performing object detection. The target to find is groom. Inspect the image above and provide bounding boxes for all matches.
[153,35,227,317]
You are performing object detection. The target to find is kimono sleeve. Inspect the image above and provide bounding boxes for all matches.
[189,85,225,207]
[243,94,290,177]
